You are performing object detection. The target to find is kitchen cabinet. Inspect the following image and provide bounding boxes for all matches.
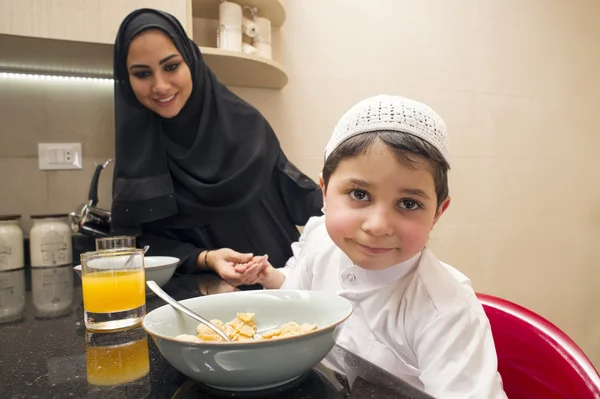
[0,0,193,44]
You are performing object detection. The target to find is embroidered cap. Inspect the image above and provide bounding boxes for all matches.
[325,95,449,162]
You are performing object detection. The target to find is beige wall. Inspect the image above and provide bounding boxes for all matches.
[0,0,599,366]
[0,78,115,233]
[226,0,600,367]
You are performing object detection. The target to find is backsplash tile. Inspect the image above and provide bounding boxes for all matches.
[0,157,49,232]
[0,79,47,157]
[0,76,114,232]
[45,81,115,158]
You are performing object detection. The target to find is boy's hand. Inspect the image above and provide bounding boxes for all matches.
[234,254,265,271]
[200,248,255,286]
[234,255,278,287]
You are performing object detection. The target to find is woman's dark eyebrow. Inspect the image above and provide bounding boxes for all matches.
[129,54,179,70]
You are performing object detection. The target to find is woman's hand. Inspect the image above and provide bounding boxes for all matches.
[199,248,260,287]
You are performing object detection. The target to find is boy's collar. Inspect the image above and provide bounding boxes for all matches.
[340,250,422,290]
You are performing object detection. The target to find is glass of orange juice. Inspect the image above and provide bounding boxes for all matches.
[85,328,150,386]
[85,328,150,397]
[95,235,136,251]
[81,248,146,332]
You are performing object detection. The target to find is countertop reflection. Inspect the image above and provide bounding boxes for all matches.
[0,269,431,399]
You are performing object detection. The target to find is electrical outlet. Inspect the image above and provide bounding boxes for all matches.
[38,143,83,170]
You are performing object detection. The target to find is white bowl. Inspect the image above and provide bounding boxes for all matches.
[73,256,180,289]
[142,289,353,391]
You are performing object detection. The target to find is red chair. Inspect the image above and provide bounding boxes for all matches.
[477,293,600,399]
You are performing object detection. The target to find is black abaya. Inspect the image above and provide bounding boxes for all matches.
[140,151,322,272]
[110,9,323,272]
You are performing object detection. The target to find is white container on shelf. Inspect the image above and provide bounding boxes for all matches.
[30,214,73,267]
[217,25,243,52]
[254,41,272,59]
[254,16,272,44]
[252,17,272,59]
[0,215,24,272]
[219,0,242,29]
[217,0,243,52]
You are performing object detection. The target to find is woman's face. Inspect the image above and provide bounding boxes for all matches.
[126,29,193,118]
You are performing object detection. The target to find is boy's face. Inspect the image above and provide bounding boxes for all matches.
[320,140,450,271]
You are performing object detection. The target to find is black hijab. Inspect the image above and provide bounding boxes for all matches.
[111,8,280,232]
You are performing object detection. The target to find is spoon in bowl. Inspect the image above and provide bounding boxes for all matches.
[146,280,232,342]
[123,245,150,269]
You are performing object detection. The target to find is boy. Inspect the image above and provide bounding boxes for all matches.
[237,95,507,398]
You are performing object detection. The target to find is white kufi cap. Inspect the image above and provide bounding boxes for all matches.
[325,95,449,162]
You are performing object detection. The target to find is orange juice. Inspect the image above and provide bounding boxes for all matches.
[82,270,145,313]
[86,336,150,386]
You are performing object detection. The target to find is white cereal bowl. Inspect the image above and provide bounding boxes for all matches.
[73,256,180,289]
[142,289,353,391]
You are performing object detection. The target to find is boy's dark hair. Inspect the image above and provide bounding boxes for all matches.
[322,132,450,208]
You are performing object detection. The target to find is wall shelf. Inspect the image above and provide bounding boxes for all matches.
[192,0,285,27]
[0,34,114,79]
[0,35,288,89]
[201,46,287,89]
[0,0,288,90]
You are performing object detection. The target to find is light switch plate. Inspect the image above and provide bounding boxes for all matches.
[38,143,83,170]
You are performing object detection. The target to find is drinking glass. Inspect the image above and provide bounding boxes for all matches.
[95,236,136,251]
[85,328,150,387]
[81,248,145,332]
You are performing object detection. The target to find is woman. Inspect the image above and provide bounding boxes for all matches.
[110,8,322,286]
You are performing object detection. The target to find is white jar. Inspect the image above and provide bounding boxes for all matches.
[0,268,26,322]
[0,215,24,271]
[30,214,73,267]
[31,265,74,317]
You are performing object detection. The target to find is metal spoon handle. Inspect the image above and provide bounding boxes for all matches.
[146,280,232,342]
[124,245,149,268]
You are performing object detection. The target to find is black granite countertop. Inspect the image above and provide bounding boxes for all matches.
[0,267,432,399]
